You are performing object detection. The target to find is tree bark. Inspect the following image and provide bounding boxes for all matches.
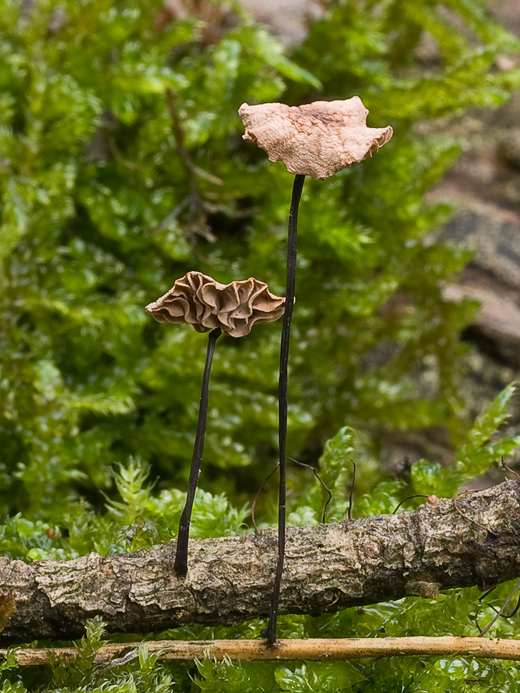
[0,481,519,643]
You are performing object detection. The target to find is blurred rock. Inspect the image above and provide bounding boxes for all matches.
[499,129,520,172]
[238,0,329,47]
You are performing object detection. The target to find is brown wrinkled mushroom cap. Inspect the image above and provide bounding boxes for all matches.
[239,96,393,179]
[145,271,285,338]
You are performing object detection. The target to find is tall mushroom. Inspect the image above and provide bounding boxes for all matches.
[146,271,285,576]
[239,96,393,644]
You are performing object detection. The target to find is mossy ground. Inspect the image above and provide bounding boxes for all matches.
[1,0,520,689]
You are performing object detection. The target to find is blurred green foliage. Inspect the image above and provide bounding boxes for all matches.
[1,0,520,689]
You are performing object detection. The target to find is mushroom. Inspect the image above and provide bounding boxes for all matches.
[239,96,393,179]
[146,271,286,338]
[146,271,285,576]
[239,96,393,644]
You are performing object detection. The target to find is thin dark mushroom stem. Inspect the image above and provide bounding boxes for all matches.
[174,327,222,576]
[252,457,332,534]
[479,578,520,636]
[393,494,430,514]
[347,461,357,521]
[287,456,333,523]
[265,173,306,645]
[251,464,278,535]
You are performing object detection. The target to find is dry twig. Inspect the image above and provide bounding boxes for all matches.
[0,481,519,642]
[4,637,520,666]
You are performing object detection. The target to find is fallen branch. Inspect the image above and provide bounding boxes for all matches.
[4,636,520,665]
[0,481,519,643]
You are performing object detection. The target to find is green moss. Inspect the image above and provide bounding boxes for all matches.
[1,0,519,689]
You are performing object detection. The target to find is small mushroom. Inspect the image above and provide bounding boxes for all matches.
[239,96,393,645]
[239,96,393,179]
[146,272,285,576]
[145,271,285,338]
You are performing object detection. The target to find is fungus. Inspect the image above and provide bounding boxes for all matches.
[146,271,285,576]
[239,96,392,644]
[146,271,286,338]
[239,96,393,180]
